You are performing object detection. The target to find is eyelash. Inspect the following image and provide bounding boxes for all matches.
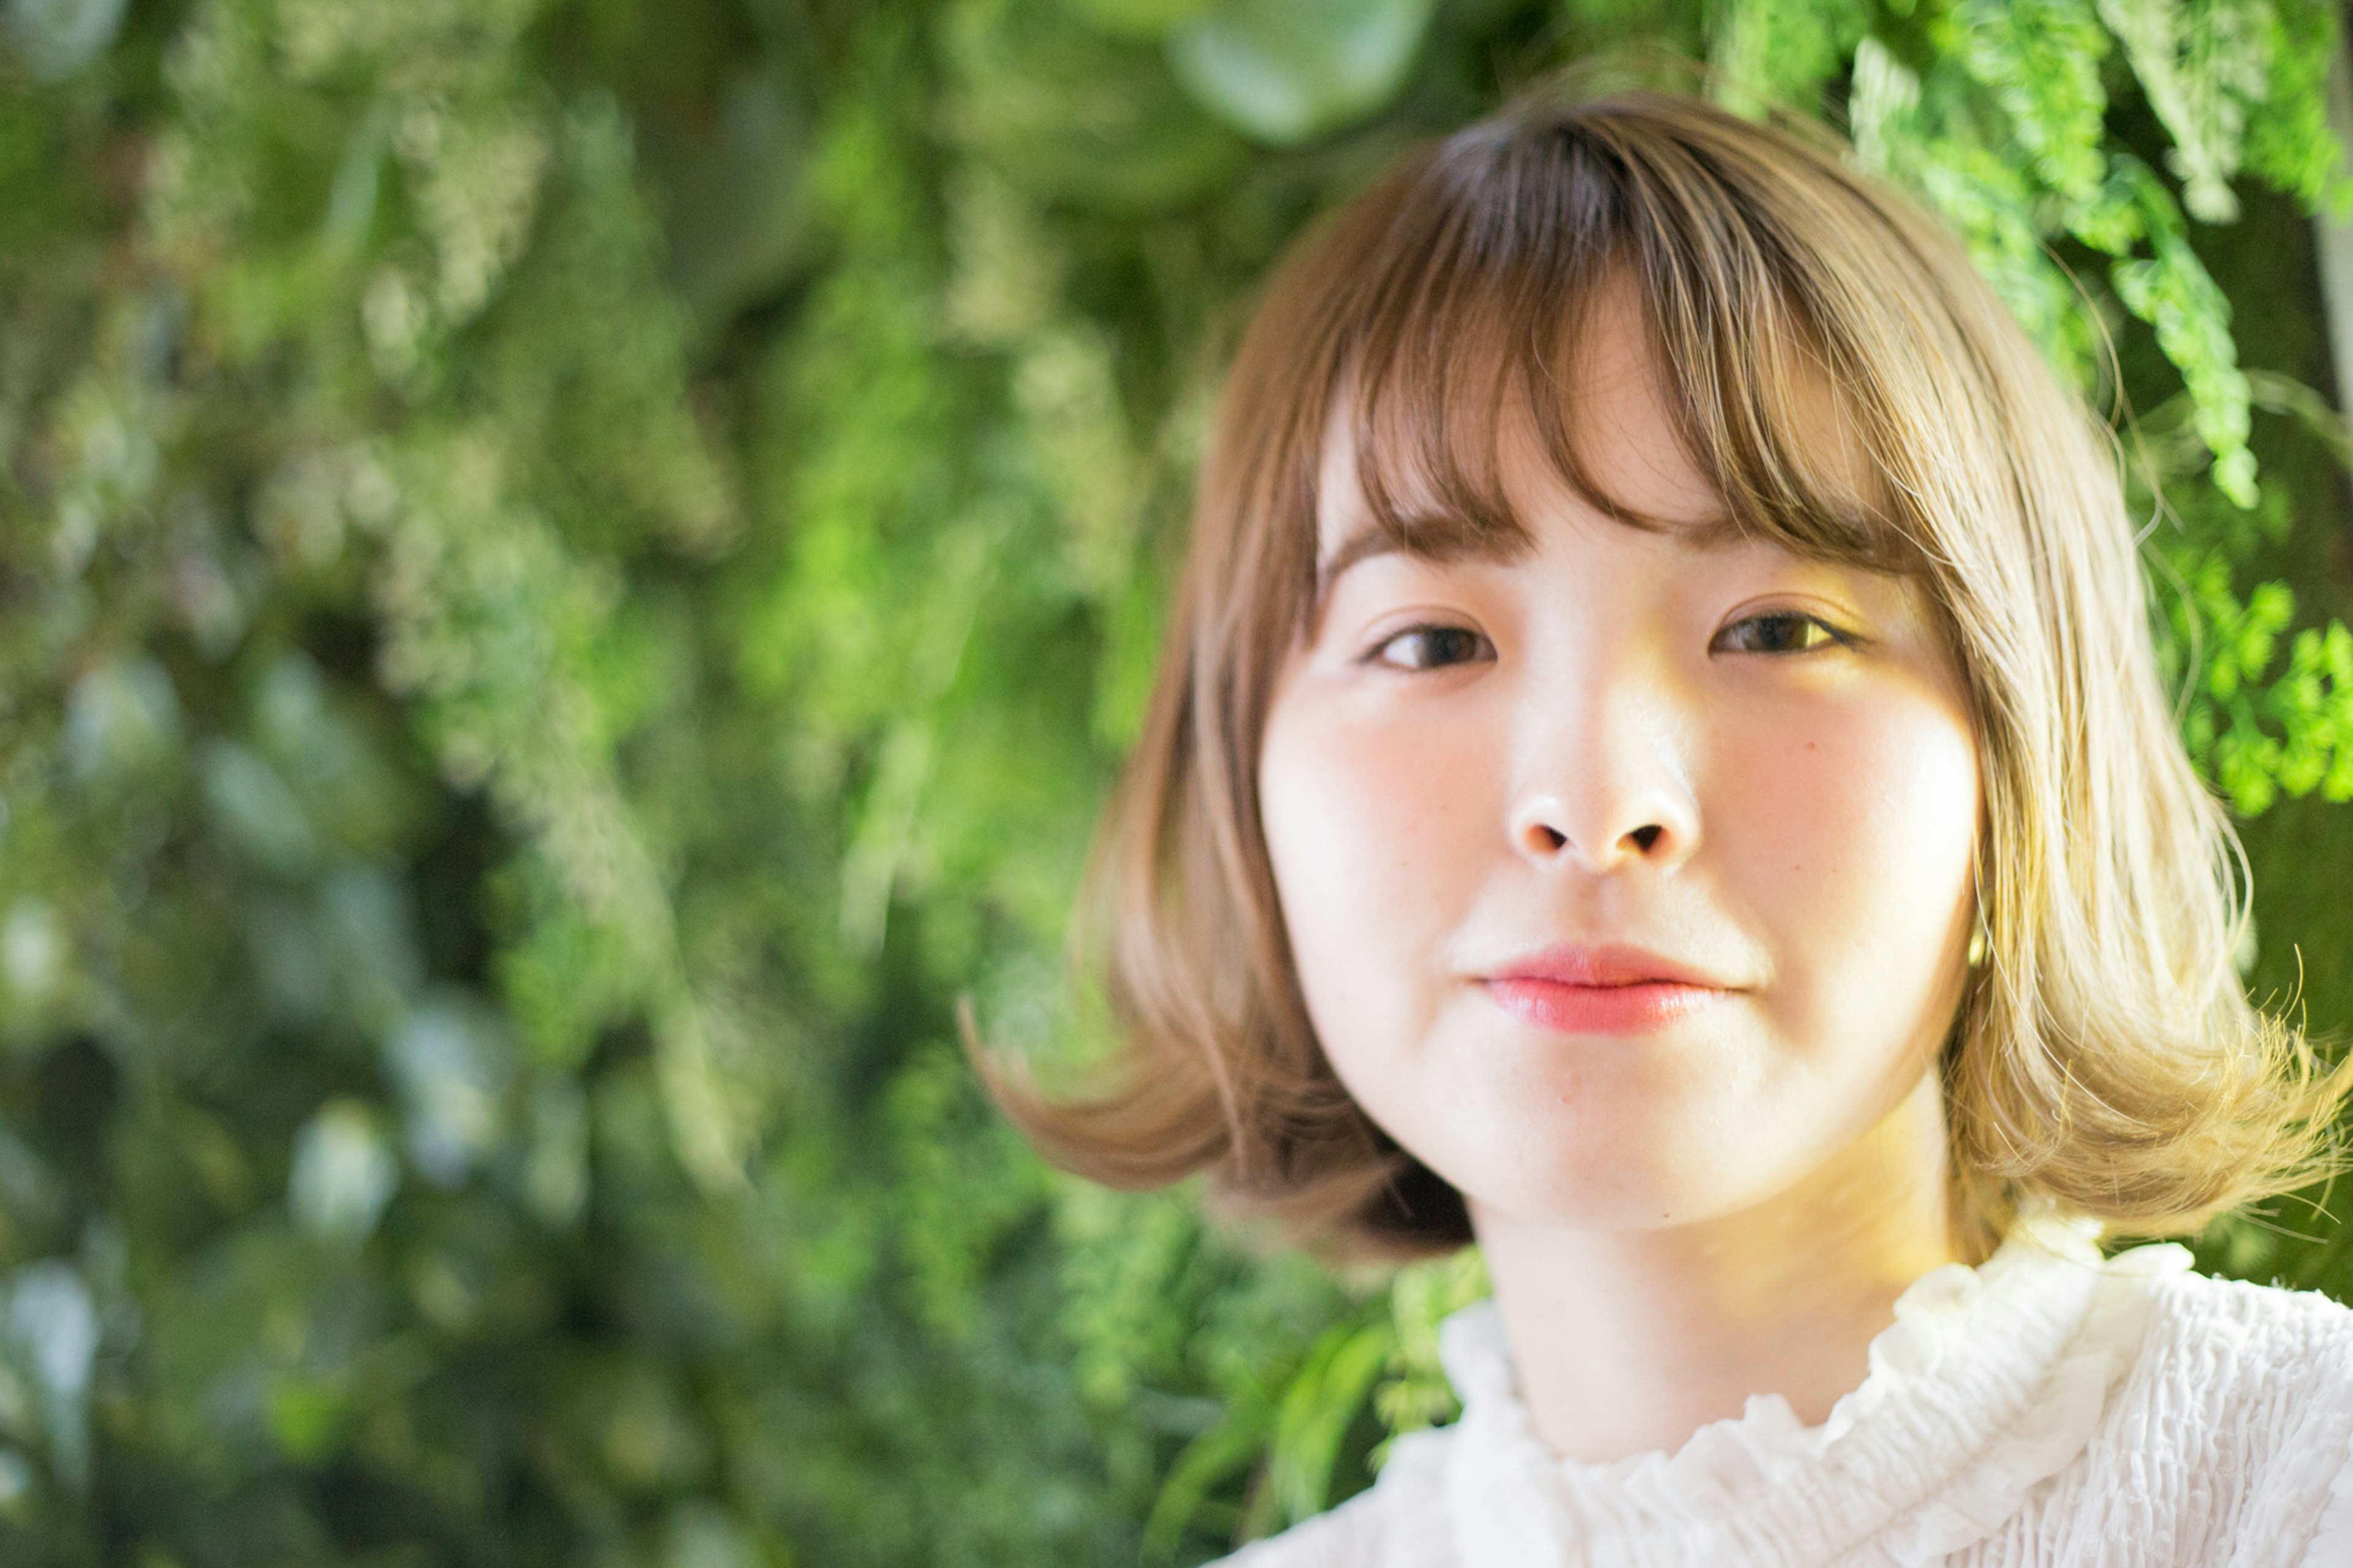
[1361,612,1855,670]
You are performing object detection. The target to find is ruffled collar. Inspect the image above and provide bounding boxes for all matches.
[1436,1219,2194,1567]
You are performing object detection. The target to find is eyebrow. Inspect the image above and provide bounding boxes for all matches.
[1314,509,1759,602]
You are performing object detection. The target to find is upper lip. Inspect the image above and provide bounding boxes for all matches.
[1482,942,1733,989]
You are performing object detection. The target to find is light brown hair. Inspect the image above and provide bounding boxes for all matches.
[977,83,2349,1263]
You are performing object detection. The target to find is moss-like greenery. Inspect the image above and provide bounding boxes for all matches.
[0,1,2348,1561]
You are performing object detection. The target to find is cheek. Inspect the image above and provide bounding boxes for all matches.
[1716,688,1979,1048]
[1257,692,1495,1056]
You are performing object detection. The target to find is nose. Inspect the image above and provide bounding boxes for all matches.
[1506,667,1700,876]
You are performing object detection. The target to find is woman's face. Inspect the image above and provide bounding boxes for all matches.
[1256,293,1982,1235]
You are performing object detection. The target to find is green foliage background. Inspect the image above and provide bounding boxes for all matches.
[4,0,2353,1562]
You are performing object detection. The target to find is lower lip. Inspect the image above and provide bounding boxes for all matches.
[1481,979,1727,1034]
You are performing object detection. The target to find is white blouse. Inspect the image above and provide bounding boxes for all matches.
[1216,1221,2353,1566]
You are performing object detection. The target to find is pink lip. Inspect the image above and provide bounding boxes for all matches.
[1479,942,1735,1036]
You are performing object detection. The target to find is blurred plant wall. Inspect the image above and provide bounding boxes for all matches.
[3,0,2353,1563]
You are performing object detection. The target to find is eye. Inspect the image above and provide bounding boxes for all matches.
[1365,623,1495,672]
[1714,610,1852,656]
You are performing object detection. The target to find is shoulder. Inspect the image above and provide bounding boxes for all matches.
[2106,1260,2353,1562]
[1204,1427,1457,1568]
[2128,1262,2353,1469]
[2135,1262,2353,1406]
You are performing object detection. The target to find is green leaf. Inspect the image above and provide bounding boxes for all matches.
[2096,0,2272,223]
[1939,0,2110,203]
[1063,0,1218,34]
[2241,0,2352,213]
[1266,1316,1394,1523]
[1847,37,1923,178]
[2109,159,2259,504]
[1142,1392,1274,1561]
[1166,0,1435,145]
[2,0,127,81]
[946,0,1249,211]
[1708,0,1872,116]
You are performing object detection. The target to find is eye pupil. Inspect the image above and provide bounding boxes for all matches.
[1416,628,1481,666]
[1374,626,1487,668]
[1740,614,1830,653]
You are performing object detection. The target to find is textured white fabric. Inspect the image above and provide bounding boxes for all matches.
[1212,1221,2353,1567]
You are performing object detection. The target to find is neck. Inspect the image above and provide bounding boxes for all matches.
[1468,1068,1958,1464]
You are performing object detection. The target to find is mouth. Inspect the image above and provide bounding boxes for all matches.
[1479,975,1727,1035]
[1476,942,1736,1035]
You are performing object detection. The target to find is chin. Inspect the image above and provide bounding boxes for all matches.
[1421,1097,1757,1233]
[1453,1156,1753,1233]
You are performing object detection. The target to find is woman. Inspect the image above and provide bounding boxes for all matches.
[984,83,2353,1564]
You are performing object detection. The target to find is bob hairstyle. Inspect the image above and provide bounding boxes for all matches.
[980,82,2349,1264]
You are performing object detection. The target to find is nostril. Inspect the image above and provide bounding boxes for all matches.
[1631,824,1662,852]
[1532,824,1567,851]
